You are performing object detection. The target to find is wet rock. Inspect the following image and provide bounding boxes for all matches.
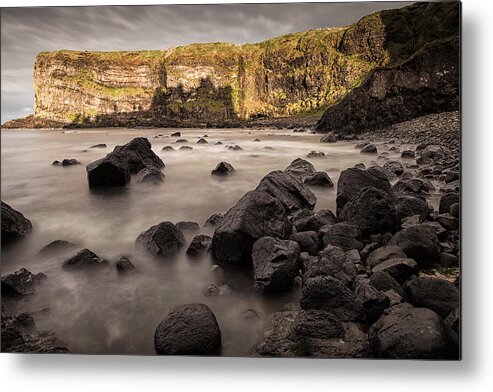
[369,271,405,297]
[401,150,415,159]
[336,166,391,214]
[366,245,407,269]
[215,141,223,145]
[176,221,200,233]
[179,145,193,150]
[304,245,357,286]
[436,213,459,231]
[1,201,32,243]
[202,283,232,297]
[383,160,404,175]
[290,231,319,256]
[154,303,221,355]
[56,159,81,166]
[1,268,47,296]
[211,190,292,268]
[404,276,459,318]
[112,137,164,174]
[439,193,460,213]
[90,143,107,148]
[300,275,362,321]
[115,256,136,273]
[339,187,400,237]
[307,151,325,158]
[395,195,429,220]
[303,172,334,187]
[388,225,441,268]
[292,310,344,339]
[37,240,77,256]
[186,234,212,257]
[393,178,435,197]
[354,163,365,170]
[417,144,451,164]
[170,132,181,137]
[256,171,316,213]
[227,145,242,151]
[211,162,235,176]
[204,213,224,228]
[321,223,363,251]
[320,132,336,143]
[371,258,418,284]
[175,139,188,143]
[354,279,390,322]
[292,209,336,232]
[136,166,165,184]
[284,158,315,178]
[360,144,377,153]
[63,249,109,269]
[369,305,458,359]
[135,221,186,257]
[252,237,300,293]
[420,221,448,241]
[197,138,208,144]
[439,252,459,267]
[161,145,175,151]
[86,154,130,187]
[355,141,369,149]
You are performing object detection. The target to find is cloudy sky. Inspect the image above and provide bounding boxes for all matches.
[1,1,414,122]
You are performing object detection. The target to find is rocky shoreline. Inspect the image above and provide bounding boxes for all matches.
[1,110,460,357]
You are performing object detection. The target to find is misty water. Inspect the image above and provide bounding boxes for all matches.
[1,127,413,356]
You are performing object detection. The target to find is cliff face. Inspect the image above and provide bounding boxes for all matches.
[317,1,460,134]
[6,1,459,129]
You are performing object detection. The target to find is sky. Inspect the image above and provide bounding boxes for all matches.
[0,1,415,122]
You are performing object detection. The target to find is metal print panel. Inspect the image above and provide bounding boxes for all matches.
[0,1,461,359]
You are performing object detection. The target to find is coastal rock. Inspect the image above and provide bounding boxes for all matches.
[289,231,319,256]
[393,178,435,197]
[211,162,235,176]
[321,223,363,252]
[371,258,418,284]
[204,213,224,228]
[366,245,407,269]
[360,144,377,154]
[1,202,33,243]
[320,132,336,143]
[37,240,77,256]
[284,158,315,178]
[307,151,325,158]
[63,248,109,269]
[1,268,47,296]
[86,154,131,187]
[136,166,165,184]
[115,256,136,273]
[135,221,186,257]
[303,172,334,188]
[154,304,221,355]
[383,160,404,175]
[354,279,390,322]
[293,209,336,232]
[395,195,429,220]
[186,234,212,257]
[252,237,300,292]
[439,193,460,214]
[369,271,405,297]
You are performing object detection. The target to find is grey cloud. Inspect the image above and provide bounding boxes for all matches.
[1,2,414,122]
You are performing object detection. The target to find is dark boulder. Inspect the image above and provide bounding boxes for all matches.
[116,256,136,273]
[300,275,362,321]
[439,193,460,214]
[292,209,336,232]
[202,283,232,297]
[170,131,181,137]
[401,150,416,159]
[404,276,459,318]
[417,144,451,164]
[204,213,224,228]
[307,151,325,158]
[336,166,391,214]
[211,162,235,176]
[86,154,131,187]
[436,213,459,231]
[112,137,164,174]
[256,171,316,213]
[162,145,175,152]
[227,145,242,151]
[1,268,47,296]
[395,195,429,220]
[369,305,458,359]
[136,166,165,184]
[179,145,193,150]
[366,245,407,269]
[289,231,319,256]
[252,237,300,293]
[371,258,418,284]
[303,172,334,188]
[58,159,81,166]
[135,222,186,257]
[63,249,109,269]
[1,201,32,243]
[360,144,377,154]
[354,279,390,322]
[388,225,441,268]
[175,139,188,143]
[90,143,107,148]
[321,223,363,251]
[186,234,212,257]
[393,178,435,197]
[369,271,405,297]
[176,221,200,233]
[449,203,460,218]
[154,304,221,355]
[320,132,336,143]
[197,138,208,144]
[445,307,460,334]
[211,190,292,268]
[338,187,400,237]
[303,245,357,286]
[284,158,315,178]
[383,160,404,175]
[37,240,77,256]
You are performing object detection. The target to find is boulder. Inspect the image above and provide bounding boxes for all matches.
[401,150,415,159]
[90,143,107,148]
[383,161,404,175]
[162,145,175,151]
[202,283,232,297]
[300,275,362,321]
[320,132,337,143]
[388,225,441,268]
[135,222,186,257]
[366,245,407,269]
[395,195,429,220]
[303,172,334,188]
[154,304,221,355]
[204,213,224,228]
[179,145,193,150]
[438,252,459,267]
[321,223,363,251]
[211,190,292,268]
[170,132,181,137]
[417,144,451,164]
[369,271,405,297]
[227,145,242,151]
[115,256,136,273]
[404,276,460,318]
[393,178,435,197]
[256,171,316,213]
[63,248,109,269]
[371,258,418,284]
[175,139,188,143]
[37,240,77,256]
[360,144,377,153]
[369,305,458,359]
[439,193,460,213]
[252,237,300,293]
[211,162,235,176]
[338,187,400,236]
[1,268,47,296]
[354,279,390,322]
[56,159,81,166]
[186,234,212,257]
[1,202,33,243]
[284,158,315,178]
[113,137,164,174]
[292,209,336,232]
[449,203,460,218]
[289,231,319,256]
[136,166,165,184]
[176,221,200,233]
[336,166,391,214]
[436,213,459,231]
[307,151,325,158]
[86,154,131,187]
[197,138,208,144]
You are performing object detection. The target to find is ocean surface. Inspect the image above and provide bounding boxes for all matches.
[1,127,415,355]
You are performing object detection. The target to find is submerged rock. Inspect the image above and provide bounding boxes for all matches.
[186,234,212,257]
[360,144,377,154]
[135,221,186,257]
[37,240,78,256]
[1,201,32,244]
[320,132,336,143]
[154,304,221,355]
[136,166,165,184]
[211,162,235,176]
[1,268,47,296]
[115,256,136,273]
[63,249,109,269]
[284,158,315,178]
